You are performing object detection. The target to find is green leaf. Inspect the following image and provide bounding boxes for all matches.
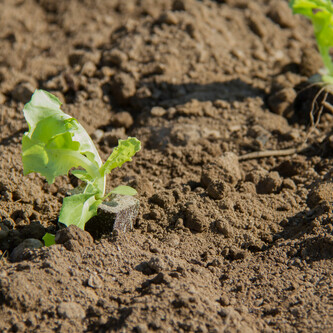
[109,185,138,196]
[43,233,56,247]
[23,90,64,132]
[22,90,103,184]
[59,192,102,229]
[23,132,96,184]
[100,137,141,176]
[290,0,333,14]
[71,169,94,183]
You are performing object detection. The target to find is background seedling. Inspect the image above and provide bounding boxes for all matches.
[290,0,333,83]
[290,0,333,135]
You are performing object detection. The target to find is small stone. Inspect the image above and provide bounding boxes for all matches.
[148,209,161,220]
[111,72,136,104]
[282,129,301,141]
[207,180,228,200]
[10,238,43,262]
[175,218,184,228]
[219,152,242,184]
[268,1,295,28]
[15,218,27,227]
[0,92,6,104]
[172,0,185,11]
[176,100,202,116]
[252,50,266,61]
[159,11,179,25]
[219,295,230,306]
[282,178,296,190]
[55,225,93,249]
[268,88,296,116]
[112,111,133,129]
[248,15,266,38]
[68,50,85,66]
[102,49,128,67]
[85,194,139,239]
[135,323,149,333]
[62,240,82,252]
[87,305,103,317]
[68,50,100,67]
[185,22,197,39]
[147,256,166,273]
[130,177,154,197]
[215,219,233,237]
[150,272,170,285]
[86,85,103,99]
[81,61,96,77]
[91,129,104,142]
[57,302,85,320]
[184,204,208,232]
[12,322,26,332]
[170,124,201,145]
[257,171,282,194]
[201,153,241,187]
[307,182,333,208]
[229,247,246,260]
[100,66,113,78]
[87,274,103,289]
[150,191,175,209]
[238,181,256,194]
[12,82,36,103]
[248,125,271,148]
[164,234,180,247]
[151,106,167,117]
[301,48,323,77]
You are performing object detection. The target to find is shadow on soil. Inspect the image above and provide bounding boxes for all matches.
[105,78,266,112]
[0,128,27,146]
[275,207,333,262]
[89,307,133,332]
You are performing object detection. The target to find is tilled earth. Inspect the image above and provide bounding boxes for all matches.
[0,0,333,332]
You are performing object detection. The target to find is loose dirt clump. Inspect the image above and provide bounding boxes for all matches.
[1,0,333,332]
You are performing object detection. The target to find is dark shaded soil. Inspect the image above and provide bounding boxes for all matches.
[1,0,333,332]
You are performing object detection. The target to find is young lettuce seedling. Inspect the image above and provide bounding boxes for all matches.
[22,90,141,231]
[290,0,333,83]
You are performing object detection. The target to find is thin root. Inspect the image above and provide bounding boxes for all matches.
[307,87,327,140]
[239,91,333,161]
[321,100,333,113]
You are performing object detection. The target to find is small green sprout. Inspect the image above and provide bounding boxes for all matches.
[22,90,141,238]
[290,0,333,83]
[42,233,56,247]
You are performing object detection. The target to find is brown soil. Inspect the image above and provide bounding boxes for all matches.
[1,0,333,332]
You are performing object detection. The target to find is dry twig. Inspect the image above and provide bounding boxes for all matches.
[238,144,310,161]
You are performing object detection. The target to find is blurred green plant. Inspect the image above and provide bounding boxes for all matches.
[290,0,333,83]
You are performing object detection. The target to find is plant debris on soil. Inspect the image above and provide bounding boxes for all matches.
[1,0,333,332]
